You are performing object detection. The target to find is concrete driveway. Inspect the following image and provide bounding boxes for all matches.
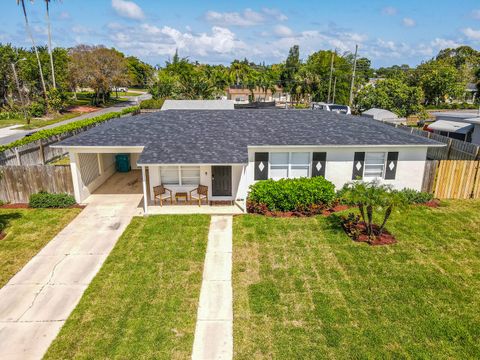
[0,192,143,360]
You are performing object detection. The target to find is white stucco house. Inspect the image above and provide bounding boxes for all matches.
[53,110,443,213]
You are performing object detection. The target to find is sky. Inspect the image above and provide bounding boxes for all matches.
[1,0,480,68]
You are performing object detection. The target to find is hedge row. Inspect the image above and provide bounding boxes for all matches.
[0,106,139,152]
[29,191,76,208]
[139,98,165,109]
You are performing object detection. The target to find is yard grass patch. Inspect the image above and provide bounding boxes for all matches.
[233,200,480,359]
[44,214,210,359]
[0,208,81,287]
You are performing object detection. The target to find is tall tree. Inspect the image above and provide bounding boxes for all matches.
[17,0,48,102]
[44,0,56,89]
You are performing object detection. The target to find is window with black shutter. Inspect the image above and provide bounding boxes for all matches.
[384,152,399,180]
[352,152,365,180]
[254,152,268,180]
[312,152,326,177]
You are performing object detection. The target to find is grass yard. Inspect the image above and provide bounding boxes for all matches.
[0,208,81,288]
[233,200,480,359]
[45,215,210,359]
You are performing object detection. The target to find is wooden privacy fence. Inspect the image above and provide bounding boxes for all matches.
[0,165,74,203]
[422,160,480,199]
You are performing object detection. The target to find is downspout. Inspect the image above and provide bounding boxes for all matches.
[141,166,148,215]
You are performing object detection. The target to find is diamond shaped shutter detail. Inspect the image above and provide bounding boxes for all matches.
[312,152,326,177]
[352,152,365,180]
[254,152,268,180]
[385,152,399,180]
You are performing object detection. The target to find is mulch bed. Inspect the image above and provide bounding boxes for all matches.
[351,223,397,246]
[66,105,99,113]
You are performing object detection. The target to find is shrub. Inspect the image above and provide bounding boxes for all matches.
[396,188,433,204]
[0,106,139,152]
[0,111,22,120]
[247,177,336,212]
[28,101,47,117]
[140,98,165,109]
[29,191,76,208]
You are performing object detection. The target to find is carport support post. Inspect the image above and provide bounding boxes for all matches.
[141,165,148,215]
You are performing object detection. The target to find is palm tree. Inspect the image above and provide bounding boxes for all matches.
[17,0,48,101]
[44,0,56,89]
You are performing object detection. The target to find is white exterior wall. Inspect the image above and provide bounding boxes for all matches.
[239,146,428,199]
[148,165,245,202]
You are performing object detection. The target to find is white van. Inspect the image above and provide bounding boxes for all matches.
[311,102,351,115]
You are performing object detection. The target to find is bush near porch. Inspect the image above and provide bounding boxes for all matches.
[247,177,336,214]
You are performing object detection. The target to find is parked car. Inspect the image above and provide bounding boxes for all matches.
[312,102,351,115]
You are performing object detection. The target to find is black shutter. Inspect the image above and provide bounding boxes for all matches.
[254,152,268,180]
[385,152,399,180]
[312,152,326,177]
[352,152,365,180]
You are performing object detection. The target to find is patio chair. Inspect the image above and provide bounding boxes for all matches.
[153,185,173,206]
[190,185,208,206]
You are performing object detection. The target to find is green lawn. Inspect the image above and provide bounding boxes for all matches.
[233,200,480,359]
[0,208,82,288]
[0,112,82,130]
[45,215,210,359]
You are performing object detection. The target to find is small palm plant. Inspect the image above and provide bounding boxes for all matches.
[340,180,406,239]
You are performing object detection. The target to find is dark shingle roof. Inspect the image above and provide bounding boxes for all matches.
[57,110,443,164]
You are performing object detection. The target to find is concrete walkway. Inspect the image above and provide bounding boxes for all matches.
[192,215,233,360]
[0,192,142,360]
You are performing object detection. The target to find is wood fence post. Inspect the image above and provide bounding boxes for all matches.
[15,148,21,166]
[39,141,45,165]
[446,139,453,160]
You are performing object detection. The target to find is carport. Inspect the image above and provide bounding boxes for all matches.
[66,146,145,203]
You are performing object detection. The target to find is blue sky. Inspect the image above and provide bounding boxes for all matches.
[1,0,480,67]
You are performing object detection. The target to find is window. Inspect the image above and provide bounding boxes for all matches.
[160,166,180,185]
[270,152,289,180]
[160,166,200,186]
[269,152,311,180]
[181,167,200,185]
[290,152,310,178]
[364,152,385,178]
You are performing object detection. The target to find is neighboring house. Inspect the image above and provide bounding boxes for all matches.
[429,111,480,144]
[54,110,443,213]
[362,108,406,124]
[226,86,290,104]
[161,99,235,110]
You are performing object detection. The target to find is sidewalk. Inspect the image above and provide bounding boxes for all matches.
[192,215,233,360]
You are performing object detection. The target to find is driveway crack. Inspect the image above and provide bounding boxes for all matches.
[15,255,69,322]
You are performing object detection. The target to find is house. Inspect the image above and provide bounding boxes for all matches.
[429,111,480,144]
[53,110,443,213]
[161,99,235,110]
[226,86,290,104]
[362,108,405,125]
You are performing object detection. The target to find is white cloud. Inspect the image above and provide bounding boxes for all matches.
[262,8,288,21]
[205,9,264,27]
[273,25,294,38]
[382,6,397,16]
[472,9,480,20]
[463,27,480,40]
[402,18,416,27]
[111,24,246,59]
[204,8,287,27]
[111,0,144,20]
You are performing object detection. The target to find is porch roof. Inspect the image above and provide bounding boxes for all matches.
[56,110,443,165]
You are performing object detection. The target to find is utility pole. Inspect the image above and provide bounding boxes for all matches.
[332,76,337,104]
[11,61,28,121]
[327,50,335,103]
[349,44,358,107]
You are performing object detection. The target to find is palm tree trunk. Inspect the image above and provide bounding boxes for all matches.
[358,203,366,224]
[19,0,48,102]
[45,0,56,89]
[366,205,373,235]
[378,206,393,235]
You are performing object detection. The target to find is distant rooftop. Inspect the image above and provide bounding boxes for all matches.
[161,100,235,110]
